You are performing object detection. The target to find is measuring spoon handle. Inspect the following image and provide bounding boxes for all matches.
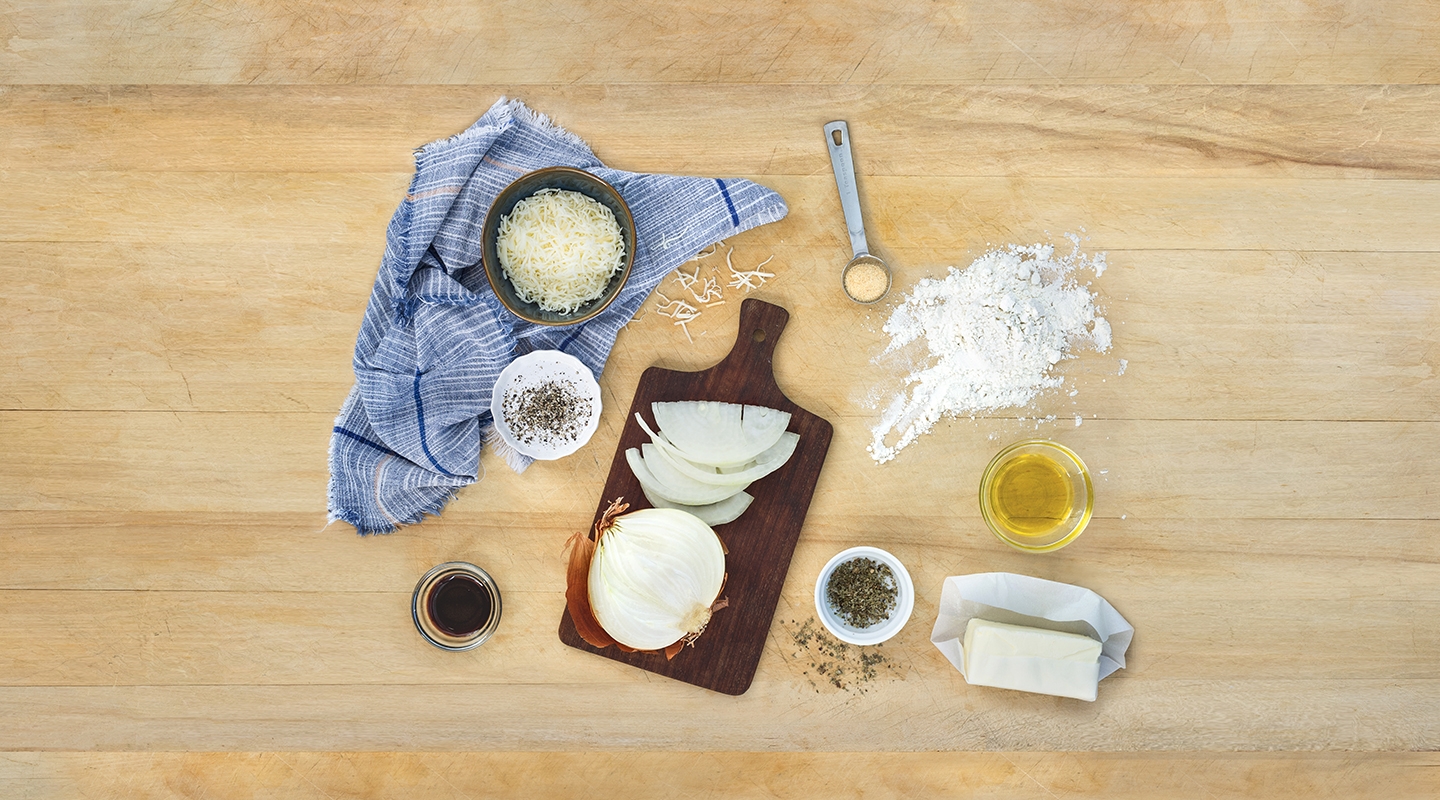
[824,121,870,259]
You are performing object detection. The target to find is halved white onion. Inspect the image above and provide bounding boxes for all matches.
[588,507,726,651]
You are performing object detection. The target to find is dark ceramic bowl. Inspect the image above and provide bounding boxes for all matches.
[481,166,636,326]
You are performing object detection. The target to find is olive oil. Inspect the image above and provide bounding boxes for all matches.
[987,452,1073,536]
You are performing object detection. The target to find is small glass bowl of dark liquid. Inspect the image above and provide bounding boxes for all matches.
[411,562,502,651]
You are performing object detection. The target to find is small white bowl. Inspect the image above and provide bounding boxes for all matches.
[814,546,914,646]
[490,350,602,460]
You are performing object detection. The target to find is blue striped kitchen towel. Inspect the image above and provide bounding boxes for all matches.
[328,98,788,534]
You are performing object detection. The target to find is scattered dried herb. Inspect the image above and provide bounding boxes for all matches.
[502,379,591,446]
[825,557,897,628]
[786,617,896,693]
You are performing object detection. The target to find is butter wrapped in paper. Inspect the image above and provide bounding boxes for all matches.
[930,573,1134,702]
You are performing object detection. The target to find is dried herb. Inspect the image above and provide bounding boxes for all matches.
[825,557,897,628]
[787,617,895,693]
[502,379,591,445]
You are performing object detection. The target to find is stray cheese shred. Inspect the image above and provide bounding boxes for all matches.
[496,188,626,313]
[646,244,776,346]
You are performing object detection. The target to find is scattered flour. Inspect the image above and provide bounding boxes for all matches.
[868,240,1111,464]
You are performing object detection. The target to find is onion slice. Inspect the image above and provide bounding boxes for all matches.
[626,448,746,505]
[638,413,798,487]
[642,442,748,493]
[652,401,791,467]
[641,486,754,526]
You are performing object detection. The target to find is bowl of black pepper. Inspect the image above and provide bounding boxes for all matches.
[814,546,914,646]
[490,349,603,460]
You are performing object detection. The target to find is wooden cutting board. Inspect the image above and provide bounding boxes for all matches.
[558,298,834,695]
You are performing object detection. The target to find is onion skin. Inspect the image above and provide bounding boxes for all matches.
[565,525,618,651]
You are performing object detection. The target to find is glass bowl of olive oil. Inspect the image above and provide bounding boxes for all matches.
[979,440,1093,553]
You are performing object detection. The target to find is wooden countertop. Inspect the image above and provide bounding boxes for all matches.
[3,2,1439,797]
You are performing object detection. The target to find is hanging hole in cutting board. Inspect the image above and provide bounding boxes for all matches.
[752,329,767,343]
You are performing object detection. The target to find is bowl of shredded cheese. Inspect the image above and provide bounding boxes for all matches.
[482,167,636,326]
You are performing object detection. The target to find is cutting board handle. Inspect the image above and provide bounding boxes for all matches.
[718,298,789,382]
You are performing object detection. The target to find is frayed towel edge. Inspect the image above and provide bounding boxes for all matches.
[326,387,468,536]
[487,425,532,474]
[414,96,595,168]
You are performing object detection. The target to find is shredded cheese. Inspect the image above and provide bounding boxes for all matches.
[654,291,701,343]
[688,243,721,262]
[496,188,626,313]
[728,253,775,292]
[652,243,775,344]
[674,265,724,304]
[654,292,700,323]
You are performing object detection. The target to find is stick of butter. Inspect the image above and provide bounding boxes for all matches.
[962,618,1103,702]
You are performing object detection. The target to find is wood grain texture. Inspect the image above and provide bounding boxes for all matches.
[1,681,1437,751]
[5,245,1438,420]
[4,1,1440,86]
[8,413,1440,519]
[8,172,1440,251]
[6,0,1440,791]
[0,513,1435,689]
[2,512,1434,597]
[6,85,1440,179]
[4,752,1440,800]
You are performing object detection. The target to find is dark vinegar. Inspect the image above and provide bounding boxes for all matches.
[427,574,493,636]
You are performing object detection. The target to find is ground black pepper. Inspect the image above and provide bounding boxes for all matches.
[501,379,591,445]
[825,557,897,628]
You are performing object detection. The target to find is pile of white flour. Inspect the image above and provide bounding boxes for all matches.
[868,239,1111,464]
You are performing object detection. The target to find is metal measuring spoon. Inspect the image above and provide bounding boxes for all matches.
[824,120,892,304]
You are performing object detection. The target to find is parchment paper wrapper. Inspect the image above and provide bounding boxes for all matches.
[930,572,1134,689]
